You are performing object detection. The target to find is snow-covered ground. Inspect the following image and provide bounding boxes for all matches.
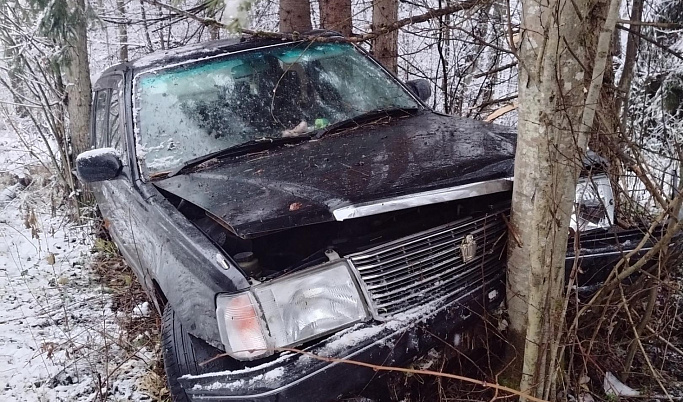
[0,125,161,401]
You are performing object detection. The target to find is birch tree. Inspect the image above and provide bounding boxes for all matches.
[506,0,621,398]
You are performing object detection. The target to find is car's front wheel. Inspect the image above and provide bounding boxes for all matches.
[161,304,230,401]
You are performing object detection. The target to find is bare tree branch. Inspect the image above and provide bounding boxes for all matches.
[140,0,490,43]
[616,25,683,61]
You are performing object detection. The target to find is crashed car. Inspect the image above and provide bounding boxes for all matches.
[76,32,654,401]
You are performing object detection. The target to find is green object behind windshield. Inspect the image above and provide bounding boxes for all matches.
[135,42,419,175]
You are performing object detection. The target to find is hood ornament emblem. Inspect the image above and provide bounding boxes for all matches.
[460,234,477,263]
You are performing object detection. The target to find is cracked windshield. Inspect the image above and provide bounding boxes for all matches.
[135,42,419,175]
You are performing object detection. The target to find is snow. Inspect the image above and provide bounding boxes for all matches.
[75,147,120,162]
[0,126,156,401]
[321,324,386,352]
[221,0,252,29]
[131,45,225,69]
[185,351,295,380]
[191,366,285,392]
[132,301,151,318]
[0,182,26,206]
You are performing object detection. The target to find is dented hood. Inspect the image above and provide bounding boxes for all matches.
[154,112,516,238]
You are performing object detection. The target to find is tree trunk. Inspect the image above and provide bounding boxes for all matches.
[505,0,588,398]
[586,0,619,152]
[436,0,450,113]
[319,0,352,36]
[279,0,312,33]
[507,0,622,396]
[372,0,398,74]
[139,0,155,52]
[616,0,644,131]
[116,0,128,62]
[64,0,93,159]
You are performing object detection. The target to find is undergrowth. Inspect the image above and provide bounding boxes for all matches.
[91,221,169,401]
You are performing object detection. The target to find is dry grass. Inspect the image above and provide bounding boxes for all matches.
[90,227,169,401]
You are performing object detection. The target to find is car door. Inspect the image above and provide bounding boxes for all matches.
[91,77,150,286]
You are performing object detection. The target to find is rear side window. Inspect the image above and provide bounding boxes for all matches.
[94,91,109,148]
[108,88,123,152]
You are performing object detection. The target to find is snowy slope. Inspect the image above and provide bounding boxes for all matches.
[0,125,158,401]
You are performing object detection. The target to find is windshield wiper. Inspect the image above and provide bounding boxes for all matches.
[164,136,310,178]
[314,107,420,139]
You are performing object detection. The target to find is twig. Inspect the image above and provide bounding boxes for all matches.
[622,262,659,381]
[473,61,518,78]
[477,94,519,109]
[618,284,673,401]
[617,19,682,28]
[501,213,522,247]
[646,325,683,357]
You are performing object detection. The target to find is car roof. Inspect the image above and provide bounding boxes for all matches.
[95,30,344,87]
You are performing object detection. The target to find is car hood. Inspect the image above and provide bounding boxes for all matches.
[154,112,516,238]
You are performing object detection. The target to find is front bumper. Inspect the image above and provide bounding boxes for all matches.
[180,279,505,401]
[181,225,679,401]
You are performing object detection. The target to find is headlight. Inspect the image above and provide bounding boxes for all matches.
[571,174,615,231]
[216,260,369,360]
[215,292,269,360]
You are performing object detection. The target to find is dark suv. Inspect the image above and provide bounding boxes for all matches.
[77,32,654,401]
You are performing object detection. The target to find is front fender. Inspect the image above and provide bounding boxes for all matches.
[135,182,250,348]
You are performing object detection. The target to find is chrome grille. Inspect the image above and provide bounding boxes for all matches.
[348,212,507,319]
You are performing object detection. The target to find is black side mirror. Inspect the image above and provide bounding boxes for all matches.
[405,79,432,102]
[76,148,122,183]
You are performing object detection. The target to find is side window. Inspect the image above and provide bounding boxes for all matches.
[108,85,126,162]
[94,90,109,148]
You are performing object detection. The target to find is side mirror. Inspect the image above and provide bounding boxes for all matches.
[405,79,432,102]
[76,148,122,183]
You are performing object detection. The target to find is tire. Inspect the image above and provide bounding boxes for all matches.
[161,304,231,402]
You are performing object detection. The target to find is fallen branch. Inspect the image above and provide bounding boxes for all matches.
[485,102,518,122]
